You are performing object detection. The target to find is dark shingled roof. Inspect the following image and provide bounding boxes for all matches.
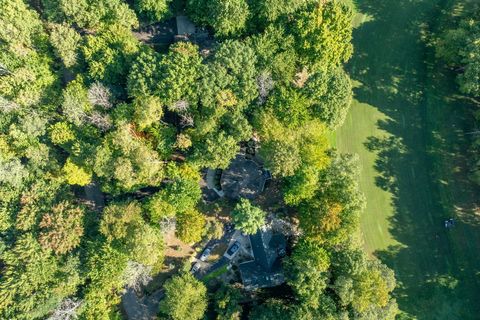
[220,155,267,199]
[239,229,287,290]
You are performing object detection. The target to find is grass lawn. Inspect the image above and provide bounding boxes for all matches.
[336,0,480,318]
[202,264,229,283]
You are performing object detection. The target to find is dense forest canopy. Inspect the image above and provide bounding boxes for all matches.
[0,0,398,319]
[436,4,480,186]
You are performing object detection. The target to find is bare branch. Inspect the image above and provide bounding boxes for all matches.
[48,298,82,320]
[85,112,112,131]
[257,72,274,105]
[171,100,189,113]
[0,96,20,113]
[180,114,194,128]
[123,261,153,292]
[88,82,112,109]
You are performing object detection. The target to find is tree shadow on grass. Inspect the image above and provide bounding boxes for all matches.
[349,0,480,318]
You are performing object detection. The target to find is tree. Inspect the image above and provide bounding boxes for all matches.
[250,0,307,23]
[61,79,91,126]
[81,26,139,85]
[157,42,202,107]
[159,272,207,320]
[436,12,480,96]
[94,124,164,193]
[285,239,330,308]
[100,201,142,243]
[267,86,312,128]
[122,261,152,292]
[0,235,82,319]
[261,140,301,177]
[187,0,250,37]
[82,243,128,319]
[192,131,239,169]
[132,96,163,130]
[127,46,162,98]
[134,0,171,23]
[214,285,243,320]
[304,67,352,129]
[351,261,397,315]
[42,0,138,30]
[48,23,81,68]
[88,82,112,109]
[292,1,353,70]
[248,25,297,84]
[49,122,76,145]
[39,201,85,255]
[231,198,266,234]
[175,209,206,243]
[249,299,293,320]
[63,158,92,186]
[206,219,224,240]
[0,0,46,55]
[48,298,83,320]
[213,40,258,106]
[299,153,365,245]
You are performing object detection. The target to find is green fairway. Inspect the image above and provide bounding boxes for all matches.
[337,0,480,319]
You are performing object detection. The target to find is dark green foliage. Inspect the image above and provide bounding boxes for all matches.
[187,0,250,37]
[192,131,239,169]
[41,0,138,30]
[436,9,480,96]
[267,86,311,128]
[214,285,243,320]
[134,0,172,23]
[81,26,139,86]
[285,239,330,308]
[304,67,352,129]
[249,299,293,320]
[247,25,297,83]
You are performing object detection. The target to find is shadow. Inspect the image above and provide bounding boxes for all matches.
[348,0,480,318]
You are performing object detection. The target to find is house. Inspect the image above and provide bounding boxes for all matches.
[220,155,270,200]
[239,227,287,290]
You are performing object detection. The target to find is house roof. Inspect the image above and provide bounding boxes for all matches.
[239,261,285,289]
[239,228,287,290]
[220,155,267,199]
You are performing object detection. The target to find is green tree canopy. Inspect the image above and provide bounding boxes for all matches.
[292,0,353,70]
[304,67,353,129]
[159,272,208,320]
[134,0,171,23]
[231,198,266,234]
[214,285,243,320]
[299,153,365,245]
[285,238,331,308]
[175,209,206,243]
[187,0,250,37]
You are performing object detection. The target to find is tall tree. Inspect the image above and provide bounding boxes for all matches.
[134,0,172,23]
[285,239,330,308]
[231,198,266,234]
[292,0,353,70]
[187,0,250,37]
[38,201,85,255]
[159,272,208,320]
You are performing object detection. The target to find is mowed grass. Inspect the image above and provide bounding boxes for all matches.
[336,0,480,319]
[336,97,400,253]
